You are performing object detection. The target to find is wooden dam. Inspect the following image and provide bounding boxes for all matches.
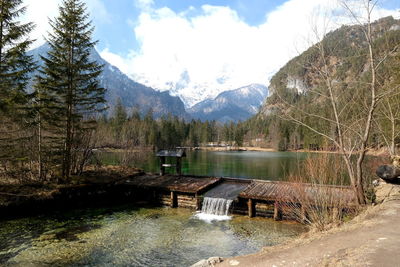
[115,149,357,221]
[118,174,357,221]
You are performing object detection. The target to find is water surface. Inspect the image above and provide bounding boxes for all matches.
[97,150,308,180]
[0,205,306,266]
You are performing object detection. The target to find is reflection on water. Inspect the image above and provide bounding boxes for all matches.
[97,150,308,180]
[0,206,306,266]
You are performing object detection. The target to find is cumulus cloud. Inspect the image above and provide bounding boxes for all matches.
[22,0,62,48]
[22,0,110,48]
[21,0,399,107]
[101,0,398,107]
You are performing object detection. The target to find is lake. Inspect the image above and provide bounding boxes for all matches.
[97,150,309,180]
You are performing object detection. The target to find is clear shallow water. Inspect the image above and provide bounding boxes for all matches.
[98,150,308,180]
[0,205,306,266]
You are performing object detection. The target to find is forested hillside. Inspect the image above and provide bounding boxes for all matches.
[257,16,400,151]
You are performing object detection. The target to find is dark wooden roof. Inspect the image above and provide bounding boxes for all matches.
[124,174,220,194]
[240,180,357,206]
[156,149,186,158]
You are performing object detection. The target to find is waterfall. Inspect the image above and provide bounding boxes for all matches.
[195,197,233,222]
[201,197,233,216]
[194,182,247,222]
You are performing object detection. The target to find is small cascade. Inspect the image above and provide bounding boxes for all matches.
[195,197,233,222]
[194,181,247,222]
[201,197,233,216]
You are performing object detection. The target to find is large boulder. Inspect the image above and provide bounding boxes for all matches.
[376,165,400,183]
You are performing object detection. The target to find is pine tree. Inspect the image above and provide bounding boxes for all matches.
[112,98,127,143]
[0,0,35,163]
[35,0,106,180]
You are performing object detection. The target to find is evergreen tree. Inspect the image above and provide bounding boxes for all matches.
[112,98,127,143]
[0,0,35,162]
[35,0,106,180]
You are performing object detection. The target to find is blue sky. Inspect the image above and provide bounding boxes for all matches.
[93,0,288,54]
[88,0,399,55]
[24,0,400,106]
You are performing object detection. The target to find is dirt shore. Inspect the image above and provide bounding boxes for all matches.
[212,182,400,267]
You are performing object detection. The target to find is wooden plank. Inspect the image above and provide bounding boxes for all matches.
[239,180,356,206]
[124,175,220,194]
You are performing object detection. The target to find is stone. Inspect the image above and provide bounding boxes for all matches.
[191,257,224,267]
[208,257,223,265]
[191,259,209,267]
[376,165,400,181]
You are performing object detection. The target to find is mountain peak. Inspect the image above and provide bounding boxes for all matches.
[189,84,268,122]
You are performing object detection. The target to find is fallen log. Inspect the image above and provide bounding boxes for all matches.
[376,165,400,182]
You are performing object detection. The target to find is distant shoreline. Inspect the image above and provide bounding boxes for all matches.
[96,146,389,158]
[195,146,389,157]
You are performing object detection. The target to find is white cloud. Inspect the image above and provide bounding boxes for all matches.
[22,0,110,49]
[21,0,399,107]
[22,0,62,48]
[101,0,399,107]
[134,0,154,11]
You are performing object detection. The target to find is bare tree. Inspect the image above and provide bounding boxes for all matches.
[273,0,395,204]
[375,93,400,156]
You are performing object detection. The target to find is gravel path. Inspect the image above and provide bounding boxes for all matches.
[216,184,400,267]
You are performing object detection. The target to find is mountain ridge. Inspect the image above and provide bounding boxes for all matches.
[188,83,268,122]
[28,43,190,119]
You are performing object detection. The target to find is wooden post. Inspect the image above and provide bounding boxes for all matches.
[195,193,202,210]
[274,201,282,221]
[153,190,157,204]
[171,191,177,208]
[248,199,255,218]
[160,157,165,176]
[176,158,181,175]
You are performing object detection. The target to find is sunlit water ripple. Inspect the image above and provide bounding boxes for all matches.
[0,205,306,266]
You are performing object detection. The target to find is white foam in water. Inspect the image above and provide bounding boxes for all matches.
[194,197,233,223]
[194,212,231,223]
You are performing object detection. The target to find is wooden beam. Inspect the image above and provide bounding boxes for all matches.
[195,193,202,211]
[160,157,166,176]
[248,199,255,218]
[274,201,282,221]
[171,191,177,208]
[176,158,182,175]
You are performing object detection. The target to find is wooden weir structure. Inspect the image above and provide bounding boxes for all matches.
[119,174,357,221]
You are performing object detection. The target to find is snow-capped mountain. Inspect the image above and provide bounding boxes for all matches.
[28,44,189,118]
[132,68,267,108]
[188,84,268,122]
